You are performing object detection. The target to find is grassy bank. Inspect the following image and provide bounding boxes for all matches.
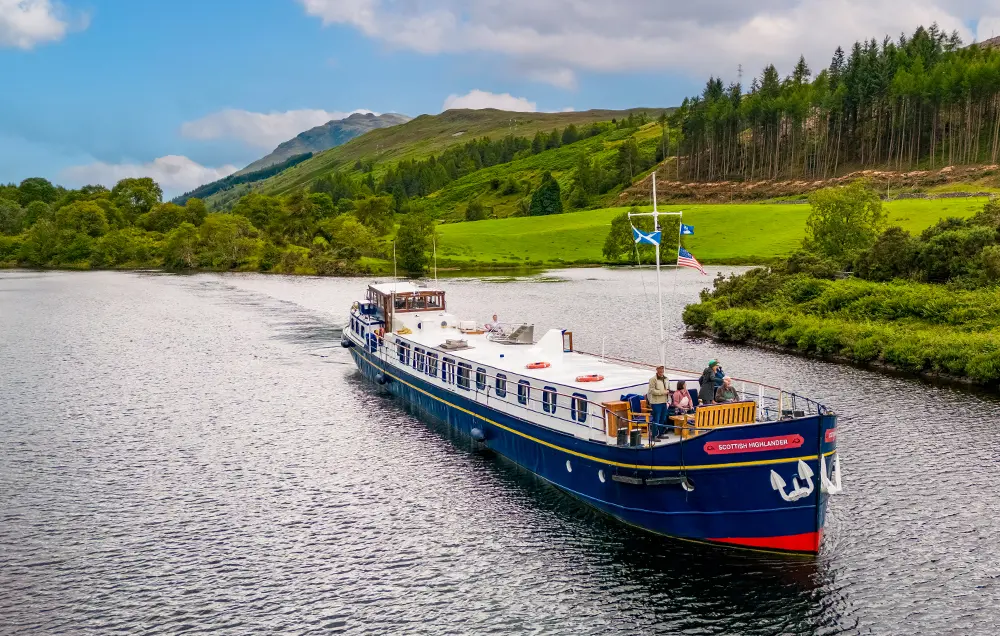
[683,273,1000,386]
[434,198,987,266]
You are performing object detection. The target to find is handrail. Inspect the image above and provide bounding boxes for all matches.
[575,349,829,415]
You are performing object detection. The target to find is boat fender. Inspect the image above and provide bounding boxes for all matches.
[470,428,485,441]
[375,372,389,385]
[341,336,353,348]
[576,374,604,382]
[526,362,551,369]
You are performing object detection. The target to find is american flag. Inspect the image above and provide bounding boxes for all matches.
[677,247,707,275]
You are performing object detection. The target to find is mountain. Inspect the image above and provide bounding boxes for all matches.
[203,108,667,209]
[238,112,411,175]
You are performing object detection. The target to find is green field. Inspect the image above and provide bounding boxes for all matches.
[435,198,989,265]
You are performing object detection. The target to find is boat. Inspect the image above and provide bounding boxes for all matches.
[341,176,842,555]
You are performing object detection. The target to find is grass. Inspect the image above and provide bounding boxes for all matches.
[423,123,662,219]
[435,197,988,265]
[217,108,668,205]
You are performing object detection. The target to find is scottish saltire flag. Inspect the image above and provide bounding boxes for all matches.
[632,226,662,246]
[677,247,707,274]
[680,224,695,235]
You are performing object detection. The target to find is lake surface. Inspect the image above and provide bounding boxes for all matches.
[1,268,998,635]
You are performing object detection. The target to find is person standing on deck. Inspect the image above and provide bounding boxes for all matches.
[648,366,670,438]
[699,360,720,405]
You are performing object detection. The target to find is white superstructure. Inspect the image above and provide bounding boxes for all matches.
[346,282,698,444]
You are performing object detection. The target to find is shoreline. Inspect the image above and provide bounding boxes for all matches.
[686,329,999,394]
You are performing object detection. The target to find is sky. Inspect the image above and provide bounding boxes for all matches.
[1,0,997,197]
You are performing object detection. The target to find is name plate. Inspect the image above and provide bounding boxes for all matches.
[704,434,804,455]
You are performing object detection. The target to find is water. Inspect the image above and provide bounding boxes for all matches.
[1,268,998,635]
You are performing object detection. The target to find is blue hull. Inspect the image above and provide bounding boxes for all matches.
[350,346,837,555]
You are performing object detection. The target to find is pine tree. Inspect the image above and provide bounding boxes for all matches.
[528,172,562,216]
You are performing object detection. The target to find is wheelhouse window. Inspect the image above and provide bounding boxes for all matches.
[457,363,471,390]
[414,348,425,372]
[542,386,558,413]
[571,393,588,423]
[426,352,439,378]
[475,368,487,391]
[517,380,530,406]
[397,341,411,365]
[442,357,456,384]
[495,373,507,398]
[368,334,378,352]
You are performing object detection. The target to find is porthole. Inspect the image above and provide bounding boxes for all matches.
[565,460,572,473]
[598,469,606,483]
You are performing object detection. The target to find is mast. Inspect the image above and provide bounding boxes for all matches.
[652,172,665,366]
[628,171,681,367]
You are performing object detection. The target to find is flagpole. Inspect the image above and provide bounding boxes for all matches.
[673,210,682,303]
[653,171,665,366]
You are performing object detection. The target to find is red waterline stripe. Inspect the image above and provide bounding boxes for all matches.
[709,530,822,553]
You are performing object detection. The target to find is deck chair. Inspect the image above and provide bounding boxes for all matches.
[625,394,650,436]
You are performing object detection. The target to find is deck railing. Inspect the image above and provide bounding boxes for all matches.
[576,350,831,420]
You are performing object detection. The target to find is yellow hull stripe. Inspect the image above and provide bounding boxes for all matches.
[359,349,835,472]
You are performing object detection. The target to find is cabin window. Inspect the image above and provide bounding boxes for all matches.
[368,334,378,353]
[394,296,406,310]
[457,363,472,390]
[542,386,558,413]
[414,348,425,372]
[517,380,530,406]
[443,357,456,384]
[495,373,507,398]
[475,368,487,391]
[397,341,411,365]
[571,393,588,423]
[426,352,439,378]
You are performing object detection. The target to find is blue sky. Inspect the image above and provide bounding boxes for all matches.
[0,0,990,197]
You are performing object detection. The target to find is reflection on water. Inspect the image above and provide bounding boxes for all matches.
[1,268,997,635]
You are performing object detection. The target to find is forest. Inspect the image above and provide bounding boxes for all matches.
[0,176,428,275]
[666,25,1000,182]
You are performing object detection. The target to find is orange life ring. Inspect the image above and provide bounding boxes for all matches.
[576,374,604,382]
[526,362,551,369]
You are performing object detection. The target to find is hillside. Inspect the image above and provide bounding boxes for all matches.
[433,198,987,266]
[205,107,667,208]
[239,112,411,175]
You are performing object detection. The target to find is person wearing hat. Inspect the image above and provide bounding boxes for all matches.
[647,365,670,438]
[699,359,720,405]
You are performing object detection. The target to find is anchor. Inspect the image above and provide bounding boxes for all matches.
[820,454,844,495]
[769,460,815,502]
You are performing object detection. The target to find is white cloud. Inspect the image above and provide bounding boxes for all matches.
[0,0,83,49]
[442,90,537,112]
[525,67,577,89]
[299,0,977,82]
[60,155,238,198]
[180,108,376,148]
[976,16,1000,42]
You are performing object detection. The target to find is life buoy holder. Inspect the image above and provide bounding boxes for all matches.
[576,374,604,382]
[526,362,551,369]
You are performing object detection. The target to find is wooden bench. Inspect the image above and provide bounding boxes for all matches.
[690,401,757,437]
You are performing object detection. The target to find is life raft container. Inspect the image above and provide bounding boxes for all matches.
[526,362,551,369]
[575,374,604,382]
